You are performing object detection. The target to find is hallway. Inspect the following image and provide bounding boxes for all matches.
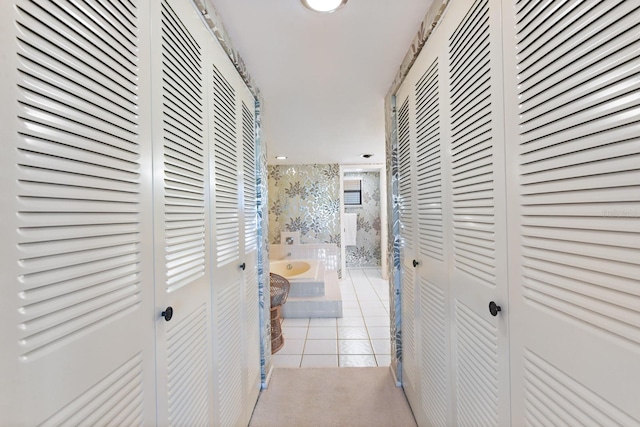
[272,268,392,368]
[249,367,416,427]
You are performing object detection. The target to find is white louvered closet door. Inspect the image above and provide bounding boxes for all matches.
[445,0,511,424]
[240,89,262,418]
[151,1,214,424]
[410,24,453,427]
[209,37,254,427]
[395,84,426,421]
[503,1,640,424]
[0,0,156,424]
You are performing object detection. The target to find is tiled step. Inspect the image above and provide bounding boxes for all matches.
[287,267,326,297]
[281,270,342,318]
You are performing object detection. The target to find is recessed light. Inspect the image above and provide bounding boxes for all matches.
[361,154,373,159]
[275,156,287,160]
[301,0,348,13]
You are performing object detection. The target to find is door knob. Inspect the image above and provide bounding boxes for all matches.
[489,301,502,317]
[240,262,246,271]
[412,260,419,268]
[162,306,174,322]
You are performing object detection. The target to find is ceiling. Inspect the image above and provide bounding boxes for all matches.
[211,0,434,165]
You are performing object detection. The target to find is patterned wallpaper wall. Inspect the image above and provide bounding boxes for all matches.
[345,172,382,267]
[254,101,271,384]
[267,164,341,274]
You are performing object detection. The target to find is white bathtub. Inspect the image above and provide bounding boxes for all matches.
[269,259,320,280]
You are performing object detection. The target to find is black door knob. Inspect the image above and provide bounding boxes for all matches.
[412,260,419,268]
[489,301,502,317]
[162,306,173,322]
[240,262,246,271]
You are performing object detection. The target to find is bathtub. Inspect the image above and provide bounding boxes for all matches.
[269,259,320,280]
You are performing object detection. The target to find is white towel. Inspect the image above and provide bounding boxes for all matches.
[344,213,357,247]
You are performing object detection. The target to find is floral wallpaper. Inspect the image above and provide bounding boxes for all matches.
[386,0,449,101]
[268,164,342,275]
[195,0,262,100]
[345,172,382,267]
[268,164,341,245]
[254,100,272,385]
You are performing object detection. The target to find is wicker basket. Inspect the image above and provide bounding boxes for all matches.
[270,273,290,354]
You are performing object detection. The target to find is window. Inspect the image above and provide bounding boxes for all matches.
[344,179,362,205]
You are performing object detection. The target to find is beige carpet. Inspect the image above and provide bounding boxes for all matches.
[249,367,417,427]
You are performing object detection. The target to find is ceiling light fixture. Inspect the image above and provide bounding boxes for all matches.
[301,0,348,13]
[275,156,288,160]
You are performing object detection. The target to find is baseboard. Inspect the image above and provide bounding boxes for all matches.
[262,363,274,389]
[389,364,401,387]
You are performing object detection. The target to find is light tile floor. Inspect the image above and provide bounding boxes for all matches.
[271,267,391,368]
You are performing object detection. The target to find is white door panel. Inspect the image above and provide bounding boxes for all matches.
[210,41,261,427]
[0,0,156,424]
[210,57,244,427]
[446,0,511,424]
[503,0,640,424]
[152,0,214,424]
[241,93,261,415]
[395,91,419,406]
[396,0,510,425]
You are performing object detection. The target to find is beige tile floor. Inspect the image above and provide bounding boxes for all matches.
[271,268,391,368]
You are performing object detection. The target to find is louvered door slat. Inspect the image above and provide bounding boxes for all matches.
[447,0,511,424]
[505,0,640,423]
[208,39,258,427]
[161,1,205,293]
[455,301,499,426]
[17,3,137,92]
[75,0,138,40]
[2,0,155,424]
[239,88,261,422]
[153,1,213,425]
[415,59,444,261]
[216,283,244,427]
[167,304,210,426]
[15,0,142,361]
[449,0,497,287]
[419,278,448,426]
[213,65,240,267]
[401,264,417,392]
[243,102,258,253]
[518,1,634,89]
[398,98,414,254]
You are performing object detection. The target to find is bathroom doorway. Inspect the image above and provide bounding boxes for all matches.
[339,164,388,279]
[267,163,392,368]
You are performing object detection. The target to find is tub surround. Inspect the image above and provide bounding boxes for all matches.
[270,244,342,318]
[280,269,342,318]
[270,244,339,271]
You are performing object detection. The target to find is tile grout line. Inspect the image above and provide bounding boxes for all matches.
[276,268,390,368]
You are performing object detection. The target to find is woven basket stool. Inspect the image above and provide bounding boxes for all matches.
[270,273,290,354]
